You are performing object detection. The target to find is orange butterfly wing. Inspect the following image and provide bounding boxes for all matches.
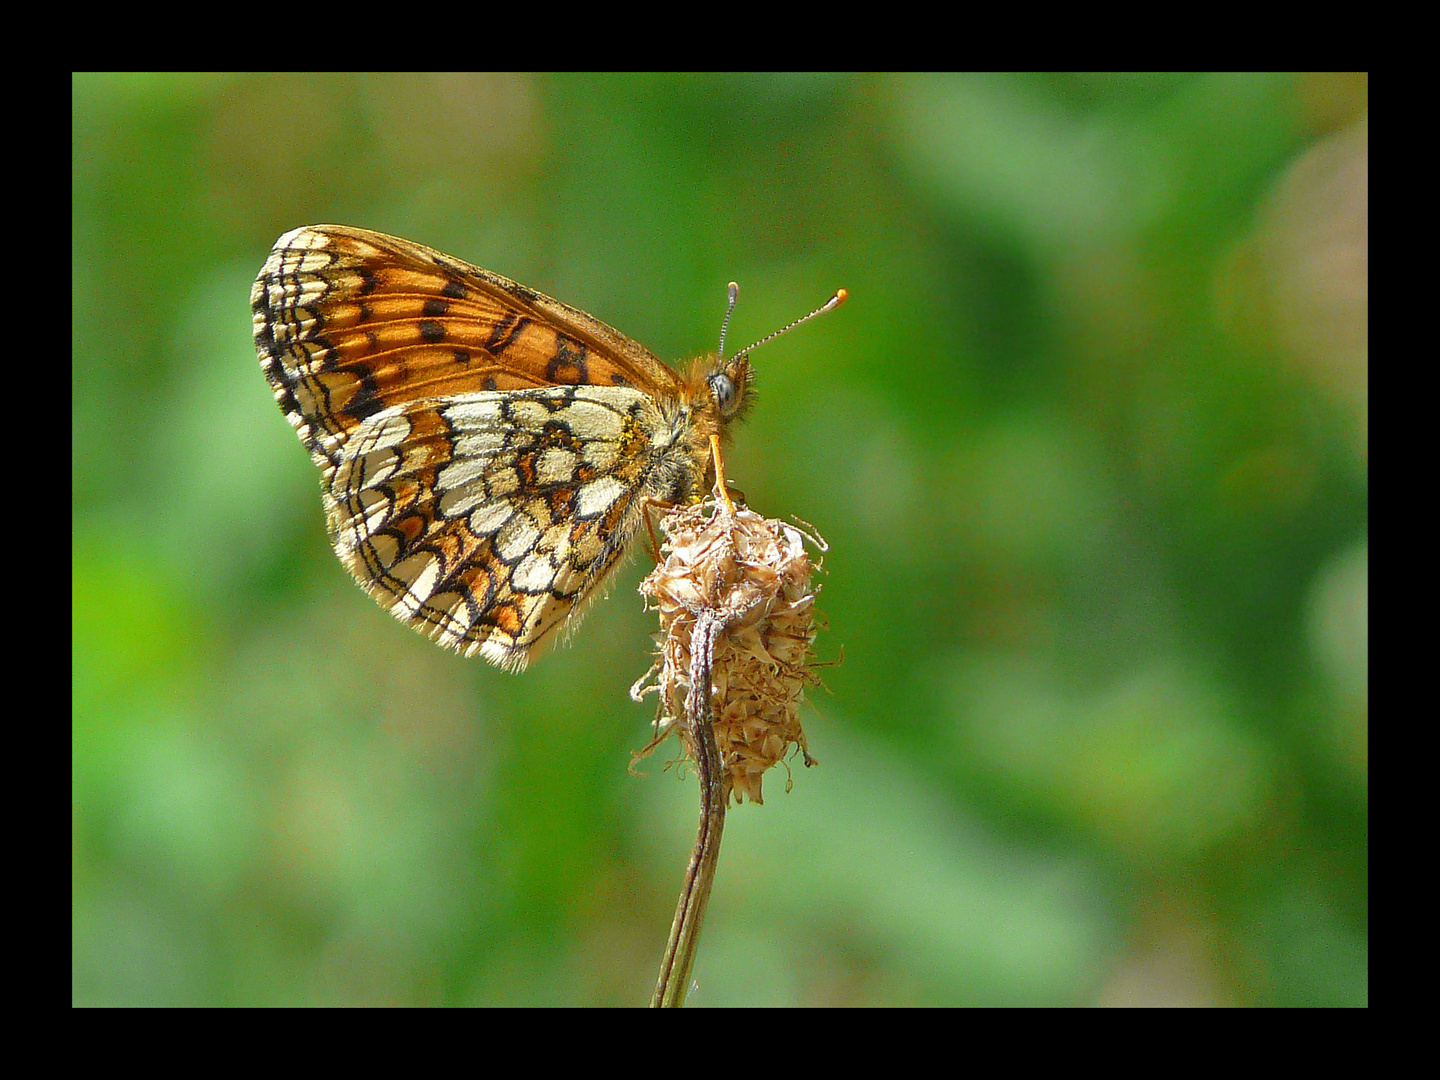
[252,224,686,469]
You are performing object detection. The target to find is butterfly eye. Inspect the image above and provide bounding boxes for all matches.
[708,372,739,417]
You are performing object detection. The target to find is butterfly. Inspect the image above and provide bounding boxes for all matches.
[252,225,843,671]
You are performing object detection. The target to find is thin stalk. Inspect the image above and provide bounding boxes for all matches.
[651,611,728,1008]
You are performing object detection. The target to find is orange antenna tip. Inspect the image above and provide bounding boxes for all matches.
[835,288,848,303]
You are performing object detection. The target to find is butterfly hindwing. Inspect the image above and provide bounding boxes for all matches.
[323,384,663,669]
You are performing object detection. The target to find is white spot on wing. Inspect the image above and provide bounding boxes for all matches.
[468,501,513,536]
[359,489,392,533]
[352,409,412,453]
[513,551,557,592]
[443,398,504,426]
[389,553,443,616]
[552,400,624,440]
[439,484,482,519]
[354,447,399,489]
[496,514,540,561]
[438,454,491,494]
[577,476,628,518]
[452,429,506,458]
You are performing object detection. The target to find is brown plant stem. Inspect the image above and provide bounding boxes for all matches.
[651,610,728,1008]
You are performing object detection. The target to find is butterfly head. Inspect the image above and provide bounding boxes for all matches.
[702,282,846,429]
[706,353,753,423]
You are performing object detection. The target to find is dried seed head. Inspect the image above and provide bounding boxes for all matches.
[631,498,823,805]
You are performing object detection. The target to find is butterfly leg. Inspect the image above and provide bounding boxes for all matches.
[640,495,669,562]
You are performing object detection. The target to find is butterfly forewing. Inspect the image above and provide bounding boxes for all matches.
[253,225,683,463]
[252,225,714,670]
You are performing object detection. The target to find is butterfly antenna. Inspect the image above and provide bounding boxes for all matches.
[731,288,848,361]
[716,281,740,363]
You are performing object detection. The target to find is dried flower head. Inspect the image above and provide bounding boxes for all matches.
[631,497,823,805]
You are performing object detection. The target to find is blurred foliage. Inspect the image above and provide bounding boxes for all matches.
[73,72,1367,1006]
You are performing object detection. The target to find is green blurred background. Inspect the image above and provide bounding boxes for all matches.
[72,73,1367,1006]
